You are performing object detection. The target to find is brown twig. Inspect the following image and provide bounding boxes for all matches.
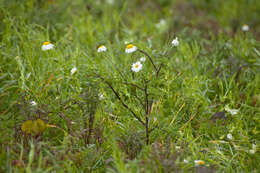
[122,82,145,91]
[96,74,145,126]
[138,49,158,72]
[138,49,162,78]
[144,81,150,145]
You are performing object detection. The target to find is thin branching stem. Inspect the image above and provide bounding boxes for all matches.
[95,74,145,126]
[138,49,158,71]
[144,81,150,145]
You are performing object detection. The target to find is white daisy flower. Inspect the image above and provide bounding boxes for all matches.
[41,42,54,51]
[30,101,37,106]
[131,61,142,72]
[249,149,255,154]
[140,57,146,62]
[227,133,233,140]
[125,44,137,53]
[242,24,249,32]
[99,93,105,100]
[249,144,256,154]
[225,106,239,115]
[194,160,205,166]
[155,19,167,29]
[97,45,107,52]
[184,159,189,163]
[172,37,179,47]
[71,67,77,75]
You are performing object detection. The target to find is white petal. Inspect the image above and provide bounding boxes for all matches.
[97,46,107,52]
[125,46,137,53]
[30,101,37,106]
[227,133,233,140]
[71,67,77,75]
[172,37,179,47]
[42,43,54,51]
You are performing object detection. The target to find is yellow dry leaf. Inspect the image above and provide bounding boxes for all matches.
[21,120,33,134]
[21,119,46,135]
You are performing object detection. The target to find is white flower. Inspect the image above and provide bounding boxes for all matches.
[155,19,167,29]
[249,144,256,154]
[184,159,189,163]
[125,44,137,53]
[227,133,233,140]
[140,57,146,62]
[131,61,142,72]
[242,24,249,32]
[71,67,77,75]
[99,93,105,100]
[194,160,205,166]
[97,45,107,52]
[30,101,37,106]
[249,149,255,154]
[172,37,179,47]
[225,106,239,115]
[41,42,54,51]
[252,144,256,150]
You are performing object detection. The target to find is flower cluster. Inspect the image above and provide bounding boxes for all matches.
[41,37,180,75]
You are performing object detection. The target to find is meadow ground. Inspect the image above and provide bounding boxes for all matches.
[0,0,260,172]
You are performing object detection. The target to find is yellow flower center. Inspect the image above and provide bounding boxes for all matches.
[98,45,104,49]
[135,64,139,68]
[43,41,50,45]
[197,160,205,165]
[126,44,134,49]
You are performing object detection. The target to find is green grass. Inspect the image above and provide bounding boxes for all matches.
[0,0,259,172]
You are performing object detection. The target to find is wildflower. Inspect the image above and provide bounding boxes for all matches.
[227,133,233,140]
[140,57,146,62]
[30,101,37,106]
[184,159,189,163]
[131,61,142,72]
[155,19,167,29]
[194,160,205,166]
[225,106,239,115]
[252,144,256,150]
[41,41,54,51]
[242,24,249,32]
[172,37,179,47]
[249,149,255,154]
[99,93,105,100]
[125,44,137,53]
[97,45,107,52]
[249,144,256,154]
[71,67,77,75]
